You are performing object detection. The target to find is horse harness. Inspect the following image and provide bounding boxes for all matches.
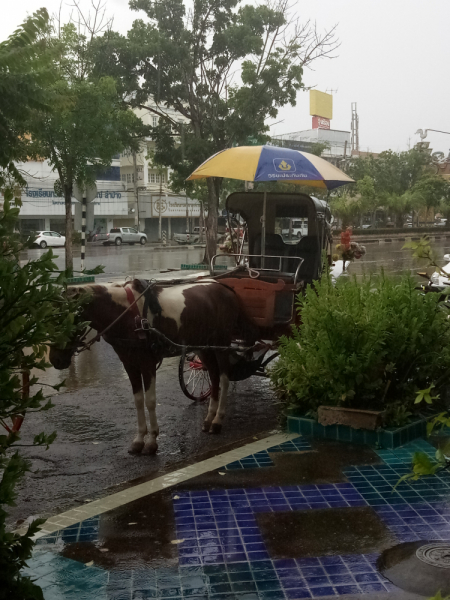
[81,278,260,355]
[104,279,164,353]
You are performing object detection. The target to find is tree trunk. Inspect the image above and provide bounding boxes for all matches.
[203,178,219,265]
[199,201,204,243]
[64,186,73,273]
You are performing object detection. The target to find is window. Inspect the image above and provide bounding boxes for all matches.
[126,173,134,183]
[152,116,158,127]
[121,174,126,182]
[148,170,166,184]
[137,166,143,172]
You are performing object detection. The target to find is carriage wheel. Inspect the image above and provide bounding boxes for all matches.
[179,351,212,401]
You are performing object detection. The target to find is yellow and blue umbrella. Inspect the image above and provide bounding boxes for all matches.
[187,145,354,190]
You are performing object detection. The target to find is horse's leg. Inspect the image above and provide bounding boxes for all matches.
[118,351,147,454]
[142,358,159,455]
[198,351,220,433]
[210,352,230,435]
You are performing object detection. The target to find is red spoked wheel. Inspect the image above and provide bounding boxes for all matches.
[179,350,212,401]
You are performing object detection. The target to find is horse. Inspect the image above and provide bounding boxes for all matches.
[49,279,257,455]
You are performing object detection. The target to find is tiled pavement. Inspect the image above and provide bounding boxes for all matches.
[224,438,312,471]
[23,435,450,599]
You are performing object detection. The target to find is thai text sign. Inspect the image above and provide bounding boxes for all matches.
[150,195,201,217]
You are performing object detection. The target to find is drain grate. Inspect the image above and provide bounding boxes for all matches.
[416,543,450,569]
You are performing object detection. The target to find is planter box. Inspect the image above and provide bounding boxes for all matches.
[66,275,95,285]
[287,414,427,449]
[318,406,384,430]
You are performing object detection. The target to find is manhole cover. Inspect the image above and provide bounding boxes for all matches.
[416,543,450,569]
[378,541,450,596]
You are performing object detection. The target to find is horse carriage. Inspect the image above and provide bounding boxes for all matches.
[179,190,334,401]
[49,146,354,454]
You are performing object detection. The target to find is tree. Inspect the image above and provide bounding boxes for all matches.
[0,194,84,599]
[344,148,437,227]
[93,0,338,261]
[0,8,50,188]
[413,174,450,221]
[27,15,147,272]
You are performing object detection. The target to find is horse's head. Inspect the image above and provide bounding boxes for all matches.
[49,343,77,370]
[49,285,95,370]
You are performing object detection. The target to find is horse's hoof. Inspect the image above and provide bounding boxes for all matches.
[202,421,211,433]
[128,441,145,454]
[210,423,222,435]
[142,442,158,455]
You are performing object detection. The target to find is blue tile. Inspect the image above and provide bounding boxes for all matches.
[334,584,360,594]
[311,586,336,596]
[285,588,311,599]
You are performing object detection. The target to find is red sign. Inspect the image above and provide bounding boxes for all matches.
[312,116,330,130]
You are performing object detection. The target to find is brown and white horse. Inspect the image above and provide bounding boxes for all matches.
[49,279,256,455]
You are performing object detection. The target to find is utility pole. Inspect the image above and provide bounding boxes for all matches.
[351,103,359,154]
[132,150,140,230]
[81,189,87,271]
[158,174,163,241]
[186,195,189,233]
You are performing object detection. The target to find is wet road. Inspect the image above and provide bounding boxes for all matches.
[20,244,205,282]
[12,238,450,527]
[20,238,450,282]
[348,238,450,279]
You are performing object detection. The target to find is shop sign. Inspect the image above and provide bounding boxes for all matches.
[151,195,201,217]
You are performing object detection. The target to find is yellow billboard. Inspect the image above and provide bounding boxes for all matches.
[310,90,333,120]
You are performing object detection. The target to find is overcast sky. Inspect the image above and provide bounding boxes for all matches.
[3,0,450,155]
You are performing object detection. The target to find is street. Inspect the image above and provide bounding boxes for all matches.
[12,238,450,530]
[20,243,206,282]
[20,237,450,282]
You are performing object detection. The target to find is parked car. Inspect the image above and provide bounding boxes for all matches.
[174,227,202,244]
[281,218,308,238]
[33,231,66,248]
[92,227,147,246]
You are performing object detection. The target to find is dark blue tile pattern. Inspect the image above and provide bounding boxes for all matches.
[225,437,312,471]
[35,516,100,547]
[26,438,450,599]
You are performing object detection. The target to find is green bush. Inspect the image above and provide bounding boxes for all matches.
[270,273,450,423]
[0,194,84,599]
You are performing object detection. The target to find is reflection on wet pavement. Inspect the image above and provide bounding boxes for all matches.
[20,245,206,282]
[24,433,450,599]
[257,506,395,558]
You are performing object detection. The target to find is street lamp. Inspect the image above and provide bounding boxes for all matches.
[415,129,450,140]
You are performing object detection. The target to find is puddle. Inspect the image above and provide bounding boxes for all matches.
[174,440,382,491]
[61,492,177,570]
[257,506,396,558]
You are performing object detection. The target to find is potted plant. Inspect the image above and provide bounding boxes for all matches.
[270,272,450,447]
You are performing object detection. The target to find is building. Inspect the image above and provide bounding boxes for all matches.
[120,106,201,241]
[271,90,351,166]
[8,154,133,235]
[3,103,201,241]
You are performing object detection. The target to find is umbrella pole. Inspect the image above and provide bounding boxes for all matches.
[261,191,267,269]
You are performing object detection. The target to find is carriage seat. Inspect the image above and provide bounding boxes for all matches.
[251,234,321,281]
